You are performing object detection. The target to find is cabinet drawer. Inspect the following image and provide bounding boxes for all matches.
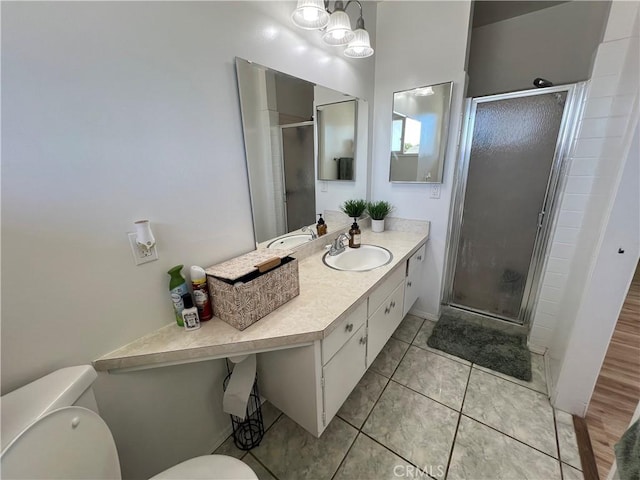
[368,264,405,316]
[322,301,367,365]
[367,281,405,366]
[323,323,367,424]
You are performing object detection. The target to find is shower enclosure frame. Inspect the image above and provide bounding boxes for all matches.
[443,82,587,326]
[279,120,316,234]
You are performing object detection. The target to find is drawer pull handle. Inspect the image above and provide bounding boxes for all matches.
[345,323,354,333]
[359,336,366,345]
[391,301,396,308]
[407,281,412,287]
[384,306,390,315]
[417,255,422,261]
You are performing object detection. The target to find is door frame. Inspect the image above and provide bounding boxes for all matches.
[442,83,587,326]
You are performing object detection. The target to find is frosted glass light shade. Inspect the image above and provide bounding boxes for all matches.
[344,28,373,58]
[291,0,329,30]
[322,10,354,46]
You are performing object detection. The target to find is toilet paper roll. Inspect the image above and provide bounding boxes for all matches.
[223,354,257,420]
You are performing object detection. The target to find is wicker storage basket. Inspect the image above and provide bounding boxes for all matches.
[205,249,299,331]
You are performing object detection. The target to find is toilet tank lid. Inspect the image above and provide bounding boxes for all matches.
[1,365,98,452]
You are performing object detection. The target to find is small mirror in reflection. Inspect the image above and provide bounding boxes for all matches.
[317,100,357,181]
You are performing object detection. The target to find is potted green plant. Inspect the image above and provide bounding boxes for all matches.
[340,199,368,219]
[367,200,393,232]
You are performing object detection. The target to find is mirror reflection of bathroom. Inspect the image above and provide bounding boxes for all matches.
[235,58,365,246]
[389,82,453,183]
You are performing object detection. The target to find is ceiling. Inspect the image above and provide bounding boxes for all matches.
[473,1,570,27]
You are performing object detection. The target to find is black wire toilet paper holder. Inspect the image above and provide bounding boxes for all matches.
[223,359,265,450]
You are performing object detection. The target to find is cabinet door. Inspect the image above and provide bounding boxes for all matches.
[403,244,426,317]
[322,324,367,424]
[367,281,405,367]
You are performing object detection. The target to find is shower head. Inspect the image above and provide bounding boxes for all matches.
[533,78,554,88]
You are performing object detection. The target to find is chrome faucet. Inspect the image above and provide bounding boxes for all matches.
[329,233,350,256]
[301,225,318,240]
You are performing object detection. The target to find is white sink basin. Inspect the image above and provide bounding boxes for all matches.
[323,244,393,272]
[267,233,314,249]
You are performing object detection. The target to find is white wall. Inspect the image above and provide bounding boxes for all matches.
[529,0,640,355]
[554,121,639,415]
[1,2,375,478]
[468,1,611,97]
[372,1,472,320]
[525,0,640,413]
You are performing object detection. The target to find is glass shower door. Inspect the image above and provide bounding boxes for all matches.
[450,90,568,322]
[281,123,316,232]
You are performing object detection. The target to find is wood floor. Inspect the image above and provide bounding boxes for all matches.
[586,261,640,479]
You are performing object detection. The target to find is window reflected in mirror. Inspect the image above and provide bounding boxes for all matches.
[389,81,453,183]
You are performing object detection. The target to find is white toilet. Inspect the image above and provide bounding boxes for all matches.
[0,365,258,480]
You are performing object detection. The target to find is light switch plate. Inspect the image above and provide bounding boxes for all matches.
[430,185,441,199]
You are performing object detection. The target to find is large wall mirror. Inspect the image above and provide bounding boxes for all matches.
[389,81,453,183]
[235,58,368,247]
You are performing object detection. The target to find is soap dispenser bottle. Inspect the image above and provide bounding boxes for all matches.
[316,214,327,237]
[349,218,361,248]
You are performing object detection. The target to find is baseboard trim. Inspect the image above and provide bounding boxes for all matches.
[209,422,234,455]
[408,308,438,322]
[527,343,546,355]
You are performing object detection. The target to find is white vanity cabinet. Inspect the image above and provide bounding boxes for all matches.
[366,264,406,366]
[322,323,367,422]
[403,243,426,317]
[321,301,368,423]
[256,241,427,438]
[256,300,368,437]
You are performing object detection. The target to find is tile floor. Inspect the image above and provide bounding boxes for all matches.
[215,315,584,480]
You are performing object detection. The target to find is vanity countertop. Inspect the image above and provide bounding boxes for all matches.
[93,227,429,372]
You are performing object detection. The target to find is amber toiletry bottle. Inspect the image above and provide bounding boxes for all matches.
[316,214,327,237]
[349,218,361,248]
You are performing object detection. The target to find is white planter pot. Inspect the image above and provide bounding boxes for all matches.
[371,219,385,233]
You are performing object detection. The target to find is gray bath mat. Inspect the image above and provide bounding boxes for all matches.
[427,314,532,381]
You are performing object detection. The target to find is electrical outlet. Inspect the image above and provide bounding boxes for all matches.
[321,181,328,192]
[430,184,441,199]
[128,232,158,265]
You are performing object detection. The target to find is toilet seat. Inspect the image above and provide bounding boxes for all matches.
[150,455,258,480]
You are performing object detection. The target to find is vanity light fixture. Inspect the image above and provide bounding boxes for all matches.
[291,0,374,58]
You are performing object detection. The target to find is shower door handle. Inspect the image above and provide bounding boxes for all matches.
[537,211,545,228]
